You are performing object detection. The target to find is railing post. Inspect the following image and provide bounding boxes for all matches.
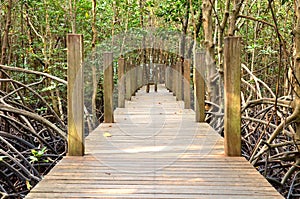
[67,34,84,156]
[195,52,206,122]
[184,59,191,109]
[143,63,147,86]
[172,64,176,96]
[125,59,131,100]
[162,64,166,84]
[137,64,142,89]
[177,61,183,101]
[132,64,136,96]
[130,60,136,96]
[224,36,241,156]
[103,52,114,123]
[165,65,169,90]
[118,57,125,108]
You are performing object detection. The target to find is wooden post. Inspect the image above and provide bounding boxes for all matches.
[125,60,131,100]
[118,57,125,108]
[131,63,136,96]
[143,63,147,86]
[138,64,142,90]
[224,36,241,156]
[171,64,176,95]
[176,61,183,101]
[130,60,136,96]
[67,34,84,156]
[184,59,191,109]
[104,52,114,123]
[165,66,169,90]
[162,64,166,83]
[194,52,205,122]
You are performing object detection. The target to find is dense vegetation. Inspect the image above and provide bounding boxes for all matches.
[0,0,300,198]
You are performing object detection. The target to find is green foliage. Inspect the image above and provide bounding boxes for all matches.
[30,147,48,163]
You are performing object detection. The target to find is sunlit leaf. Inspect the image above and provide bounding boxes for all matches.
[103,132,112,137]
[29,156,38,163]
[26,181,32,190]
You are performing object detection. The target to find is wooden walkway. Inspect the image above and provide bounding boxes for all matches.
[26,85,283,198]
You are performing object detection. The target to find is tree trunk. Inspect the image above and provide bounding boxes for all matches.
[180,1,190,60]
[202,0,217,103]
[91,0,98,126]
[294,0,300,139]
[69,0,76,33]
[1,0,12,65]
[228,0,241,36]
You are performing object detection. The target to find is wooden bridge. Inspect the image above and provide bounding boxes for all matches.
[26,35,283,198]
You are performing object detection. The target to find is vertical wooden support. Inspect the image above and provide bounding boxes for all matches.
[134,65,138,93]
[176,61,183,101]
[103,52,114,123]
[125,60,131,100]
[67,34,84,156]
[136,66,140,90]
[173,64,177,96]
[130,61,136,96]
[165,66,169,90]
[138,64,142,90]
[137,65,141,89]
[143,63,147,86]
[176,61,183,100]
[162,64,166,83]
[184,59,191,109]
[224,36,241,156]
[118,57,125,108]
[195,52,205,122]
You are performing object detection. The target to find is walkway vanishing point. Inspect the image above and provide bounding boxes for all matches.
[26,84,283,199]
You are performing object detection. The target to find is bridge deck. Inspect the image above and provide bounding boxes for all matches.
[26,85,283,198]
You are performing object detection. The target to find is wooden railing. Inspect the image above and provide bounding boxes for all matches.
[66,34,241,157]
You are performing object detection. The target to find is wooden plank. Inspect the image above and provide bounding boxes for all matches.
[224,36,241,156]
[67,34,84,156]
[26,193,281,199]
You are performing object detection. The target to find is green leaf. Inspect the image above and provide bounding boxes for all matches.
[29,156,38,163]
[26,181,32,190]
[41,82,57,92]
[36,107,47,112]
[31,147,47,159]
[281,0,289,5]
